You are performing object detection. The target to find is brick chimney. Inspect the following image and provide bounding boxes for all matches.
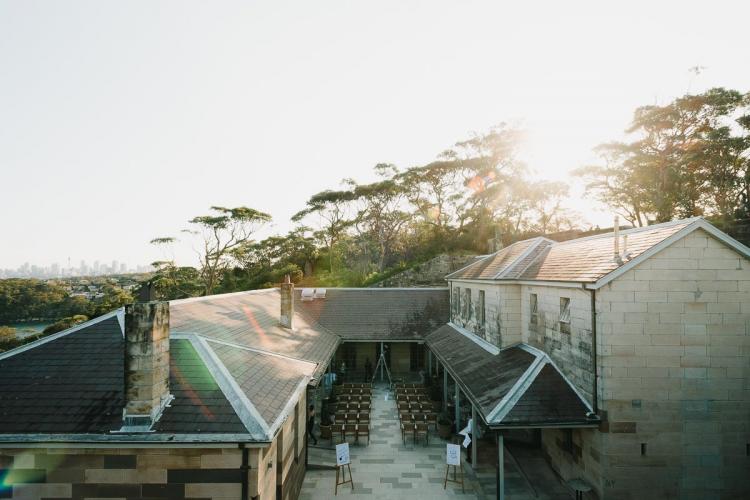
[121,301,172,431]
[280,274,294,329]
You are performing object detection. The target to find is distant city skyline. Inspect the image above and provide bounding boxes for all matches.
[1,259,153,280]
[2,1,749,269]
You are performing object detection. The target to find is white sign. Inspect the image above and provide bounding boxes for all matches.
[336,443,350,466]
[446,444,461,466]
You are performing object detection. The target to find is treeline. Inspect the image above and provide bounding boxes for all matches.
[0,279,133,324]
[150,124,578,298]
[150,87,749,300]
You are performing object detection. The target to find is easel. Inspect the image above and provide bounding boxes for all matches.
[443,463,465,493]
[443,465,465,493]
[444,442,465,493]
[335,463,353,495]
[370,344,393,387]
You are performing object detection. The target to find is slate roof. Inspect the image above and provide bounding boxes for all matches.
[0,317,246,436]
[209,340,315,428]
[426,323,594,428]
[518,220,692,282]
[447,218,702,284]
[295,288,449,341]
[170,289,339,380]
[446,239,545,280]
[0,315,124,434]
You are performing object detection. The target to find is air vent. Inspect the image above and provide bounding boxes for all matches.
[314,288,327,299]
[301,288,315,302]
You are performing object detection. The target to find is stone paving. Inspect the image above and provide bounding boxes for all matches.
[301,383,568,499]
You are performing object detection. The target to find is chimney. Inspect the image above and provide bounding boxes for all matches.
[613,216,620,262]
[121,300,172,431]
[622,234,629,260]
[280,274,294,329]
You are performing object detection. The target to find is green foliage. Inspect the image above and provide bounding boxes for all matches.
[576,88,750,225]
[0,326,15,342]
[43,315,89,335]
[0,279,87,323]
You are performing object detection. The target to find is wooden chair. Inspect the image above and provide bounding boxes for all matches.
[342,423,357,443]
[397,402,409,412]
[335,414,347,425]
[415,422,429,446]
[345,413,358,423]
[320,424,333,444]
[399,411,412,424]
[357,423,370,445]
[358,413,370,424]
[401,422,416,445]
[426,412,438,431]
[359,402,371,413]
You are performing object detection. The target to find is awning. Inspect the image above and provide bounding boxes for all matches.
[426,324,598,429]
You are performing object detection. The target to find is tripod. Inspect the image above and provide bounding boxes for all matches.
[370,350,393,387]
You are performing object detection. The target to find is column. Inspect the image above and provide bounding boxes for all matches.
[443,368,448,409]
[380,342,384,381]
[497,433,504,500]
[428,350,432,376]
[471,405,478,466]
[454,382,460,434]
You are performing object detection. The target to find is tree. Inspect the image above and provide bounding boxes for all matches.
[292,190,356,273]
[187,206,272,295]
[147,237,203,300]
[576,88,750,224]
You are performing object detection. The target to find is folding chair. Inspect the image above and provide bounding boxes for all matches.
[401,422,416,445]
[357,423,370,445]
[415,422,429,446]
[342,423,357,443]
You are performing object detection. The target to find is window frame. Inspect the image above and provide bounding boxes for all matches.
[530,293,538,325]
[478,290,486,327]
[559,297,571,334]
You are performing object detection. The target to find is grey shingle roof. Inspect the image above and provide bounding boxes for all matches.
[426,324,593,428]
[448,219,701,284]
[0,319,246,435]
[295,288,449,341]
[170,289,339,380]
[155,339,247,434]
[0,316,124,433]
[210,341,314,429]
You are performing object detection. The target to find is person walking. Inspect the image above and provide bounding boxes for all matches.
[307,404,318,445]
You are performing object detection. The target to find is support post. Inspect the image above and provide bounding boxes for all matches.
[380,342,384,381]
[443,368,448,410]
[454,382,460,433]
[497,433,504,500]
[428,350,432,376]
[471,405,478,467]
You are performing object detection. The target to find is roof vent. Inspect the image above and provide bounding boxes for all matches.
[301,288,315,302]
[313,288,327,299]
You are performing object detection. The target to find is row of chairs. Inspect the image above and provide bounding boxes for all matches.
[396,393,430,404]
[399,410,438,429]
[338,394,371,404]
[342,382,372,388]
[334,412,370,425]
[335,387,373,396]
[400,421,430,446]
[336,400,371,411]
[338,423,370,445]
[398,401,437,413]
[395,387,427,396]
[394,383,423,389]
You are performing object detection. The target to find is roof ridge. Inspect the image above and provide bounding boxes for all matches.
[549,217,701,246]
[202,336,319,367]
[169,288,277,306]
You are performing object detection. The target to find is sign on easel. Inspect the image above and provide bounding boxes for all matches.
[336,443,350,466]
[335,443,353,495]
[446,443,461,466]
[443,443,464,493]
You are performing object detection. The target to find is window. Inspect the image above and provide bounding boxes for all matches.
[559,297,571,334]
[453,287,461,320]
[464,288,472,320]
[530,293,538,325]
[478,290,486,327]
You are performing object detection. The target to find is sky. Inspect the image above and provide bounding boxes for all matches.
[1,0,748,270]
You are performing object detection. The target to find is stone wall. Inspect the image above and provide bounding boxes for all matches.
[0,446,249,500]
[449,281,522,348]
[595,228,750,499]
[372,254,478,288]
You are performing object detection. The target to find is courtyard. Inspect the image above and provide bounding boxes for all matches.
[301,383,570,499]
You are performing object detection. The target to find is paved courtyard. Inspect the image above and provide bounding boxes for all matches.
[301,383,570,499]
